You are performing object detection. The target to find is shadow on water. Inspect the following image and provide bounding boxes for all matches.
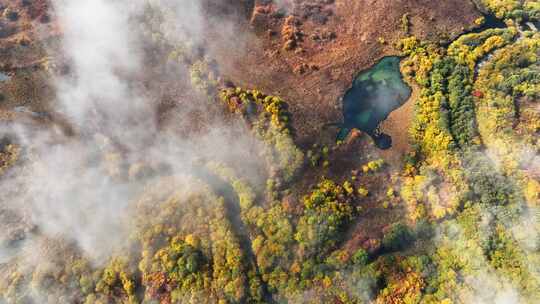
[333,56,411,149]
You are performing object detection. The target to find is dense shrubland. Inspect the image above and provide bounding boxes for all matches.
[477,0,540,21]
[0,142,19,175]
[219,88,305,186]
[393,3,540,301]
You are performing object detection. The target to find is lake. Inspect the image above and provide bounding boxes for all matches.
[338,56,411,149]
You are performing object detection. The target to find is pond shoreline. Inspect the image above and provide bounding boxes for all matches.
[336,56,412,149]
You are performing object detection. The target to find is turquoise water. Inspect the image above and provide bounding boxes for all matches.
[338,56,411,149]
[0,72,9,82]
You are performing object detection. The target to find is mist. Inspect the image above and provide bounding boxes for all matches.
[0,1,538,303]
[0,0,263,270]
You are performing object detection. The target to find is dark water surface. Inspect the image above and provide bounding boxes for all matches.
[0,72,10,82]
[338,56,411,149]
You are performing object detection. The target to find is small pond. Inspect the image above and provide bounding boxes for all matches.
[337,56,411,149]
[0,72,10,82]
